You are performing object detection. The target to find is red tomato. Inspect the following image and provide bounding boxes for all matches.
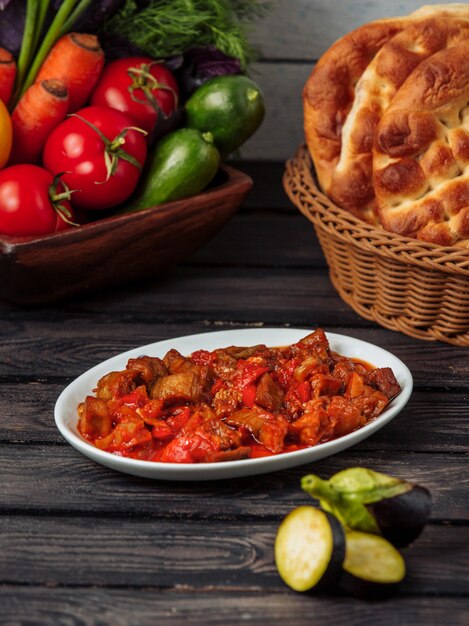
[43,106,147,210]
[242,384,257,408]
[0,165,76,236]
[91,57,179,134]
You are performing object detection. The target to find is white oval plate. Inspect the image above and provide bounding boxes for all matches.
[55,328,413,481]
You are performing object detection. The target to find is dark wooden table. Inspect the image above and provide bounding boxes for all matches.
[1,162,468,625]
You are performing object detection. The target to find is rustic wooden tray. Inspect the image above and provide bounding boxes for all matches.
[0,164,252,304]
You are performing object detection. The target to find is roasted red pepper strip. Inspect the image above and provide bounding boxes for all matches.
[296,381,311,403]
[242,384,257,408]
[232,362,269,390]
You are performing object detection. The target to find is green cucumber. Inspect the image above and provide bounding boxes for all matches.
[185,75,265,157]
[125,128,220,212]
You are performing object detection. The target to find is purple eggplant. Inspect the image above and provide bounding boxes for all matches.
[366,484,432,548]
[302,468,432,548]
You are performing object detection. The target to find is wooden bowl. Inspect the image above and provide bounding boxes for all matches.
[0,164,252,304]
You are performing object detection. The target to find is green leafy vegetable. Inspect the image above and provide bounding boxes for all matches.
[103,0,269,68]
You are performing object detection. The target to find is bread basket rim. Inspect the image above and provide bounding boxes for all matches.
[284,145,469,278]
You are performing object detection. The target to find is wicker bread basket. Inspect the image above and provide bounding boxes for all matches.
[283,145,469,346]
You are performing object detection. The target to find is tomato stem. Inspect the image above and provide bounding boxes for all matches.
[70,114,147,183]
[49,173,79,227]
[127,62,179,116]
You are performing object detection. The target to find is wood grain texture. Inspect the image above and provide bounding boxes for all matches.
[1,446,466,519]
[1,517,467,594]
[1,589,468,626]
[250,0,454,59]
[0,317,466,389]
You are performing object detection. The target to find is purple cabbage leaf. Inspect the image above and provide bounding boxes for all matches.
[167,46,242,100]
[0,0,26,57]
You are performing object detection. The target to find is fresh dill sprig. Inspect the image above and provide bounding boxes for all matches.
[102,0,269,68]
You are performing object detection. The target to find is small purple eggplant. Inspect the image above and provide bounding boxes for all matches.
[302,468,432,548]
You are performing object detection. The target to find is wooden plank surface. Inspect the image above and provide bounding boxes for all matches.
[1,156,468,623]
[2,589,468,626]
[0,317,466,388]
[1,446,466,520]
[2,517,467,595]
[250,0,455,59]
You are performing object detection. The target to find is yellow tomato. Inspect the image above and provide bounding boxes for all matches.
[0,99,12,169]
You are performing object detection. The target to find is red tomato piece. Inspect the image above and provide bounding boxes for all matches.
[0,165,76,236]
[210,379,225,395]
[166,407,191,433]
[137,399,164,426]
[43,106,147,210]
[118,385,149,408]
[160,433,216,463]
[151,421,174,440]
[91,57,178,134]
[242,383,257,408]
[232,362,269,390]
[191,349,216,366]
[296,380,311,403]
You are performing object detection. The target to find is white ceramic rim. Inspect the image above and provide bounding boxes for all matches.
[54,328,413,481]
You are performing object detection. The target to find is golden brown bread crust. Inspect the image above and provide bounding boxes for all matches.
[303,4,469,222]
[373,41,469,247]
[330,17,469,221]
[303,18,405,206]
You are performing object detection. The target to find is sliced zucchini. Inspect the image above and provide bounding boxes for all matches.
[275,506,345,592]
[340,531,406,598]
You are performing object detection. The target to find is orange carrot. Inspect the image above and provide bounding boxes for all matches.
[10,79,69,164]
[0,48,16,106]
[36,33,104,113]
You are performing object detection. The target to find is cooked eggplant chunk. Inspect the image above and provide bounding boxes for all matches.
[365,367,401,399]
[302,468,431,547]
[255,372,284,411]
[339,531,406,598]
[275,506,345,592]
[151,371,203,404]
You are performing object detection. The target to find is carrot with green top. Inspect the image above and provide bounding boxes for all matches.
[0,48,16,106]
[10,79,69,164]
[36,32,104,112]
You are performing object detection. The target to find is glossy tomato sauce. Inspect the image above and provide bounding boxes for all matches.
[78,329,401,463]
